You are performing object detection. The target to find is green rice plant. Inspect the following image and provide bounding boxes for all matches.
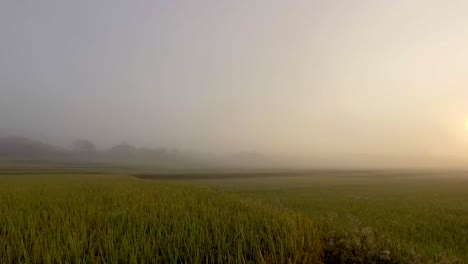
[193,172,468,263]
[0,175,322,263]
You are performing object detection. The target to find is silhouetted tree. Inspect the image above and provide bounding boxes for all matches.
[72,139,96,153]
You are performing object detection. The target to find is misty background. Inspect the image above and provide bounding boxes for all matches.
[1,1,468,168]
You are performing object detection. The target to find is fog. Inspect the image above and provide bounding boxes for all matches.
[1,1,468,168]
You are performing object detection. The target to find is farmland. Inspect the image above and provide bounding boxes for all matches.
[179,170,468,262]
[0,175,320,263]
[1,163,467,263]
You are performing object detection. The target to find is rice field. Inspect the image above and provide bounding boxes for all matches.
[185,170,468,263]
[1,163,467,263]
[0,174,321,263]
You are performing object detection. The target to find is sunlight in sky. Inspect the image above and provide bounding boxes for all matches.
[1,0,468,167]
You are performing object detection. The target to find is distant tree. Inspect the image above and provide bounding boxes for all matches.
[0,136,61,159]
[72,139,96,153]
[108,143,137,157]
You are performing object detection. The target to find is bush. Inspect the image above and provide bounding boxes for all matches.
[321,224,461,264]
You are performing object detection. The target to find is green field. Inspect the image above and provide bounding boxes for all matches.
[185,171,468,263]
[1,163,467,263]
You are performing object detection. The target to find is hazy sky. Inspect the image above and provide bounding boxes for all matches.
[1,1,468,162]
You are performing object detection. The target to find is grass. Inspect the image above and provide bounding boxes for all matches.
[187,171,468,263]
[0,174,322,263]
[1,163,467,263]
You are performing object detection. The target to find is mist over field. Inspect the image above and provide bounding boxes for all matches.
[3,2,468,263]
[2,0,468,169]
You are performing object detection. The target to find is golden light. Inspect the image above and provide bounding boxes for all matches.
[465,119,468,131]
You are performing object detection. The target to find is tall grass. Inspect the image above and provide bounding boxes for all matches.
[0,175,322,263]
[2,166,466,263]
[194,173,468,263]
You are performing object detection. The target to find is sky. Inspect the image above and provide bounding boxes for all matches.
[1,0,468,167]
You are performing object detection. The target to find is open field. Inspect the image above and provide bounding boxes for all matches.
[0,174,321,263]
[177,171,468,263]
[1,162,467,263]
